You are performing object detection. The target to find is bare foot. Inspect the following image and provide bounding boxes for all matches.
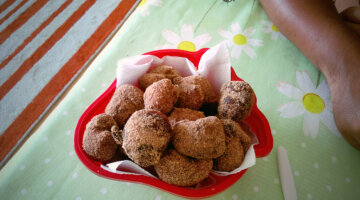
[259,0,360,150]
[334,3,360,149]
[326,59,360,149]
[340,6,360,35]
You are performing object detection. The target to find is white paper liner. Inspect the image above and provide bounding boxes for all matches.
[106,42,257,178]
[102,160,157,178]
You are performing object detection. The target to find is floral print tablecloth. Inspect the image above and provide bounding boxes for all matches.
[1,0,359,199]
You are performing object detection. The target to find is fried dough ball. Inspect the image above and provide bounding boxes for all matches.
[172,116,226,159]
[105,84,144,128]
[182,75,218,103]
[221,119,251,152]
[177,81,205,110]
[218,81,255,122]
[238,121,255,152]
[82,114,118,162]
[138,65,182,90]
[213,136,244,172]
[238,127,252,153]
[144,79,179,114]
[168,108,205,126]
[148,65,182,83]
[138,73,166,91]
[213,119,251,171]
[154,149,213,187]
[122,109,171,167]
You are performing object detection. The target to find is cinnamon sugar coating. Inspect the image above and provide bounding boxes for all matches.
[218,81,255,122]
[105,84,144,128]
[144,79,179,114]
[148,65,182,83]
[168,108,205,126]
[182,75,218,103]
[82,114,118,162]
[221,119,251,152]
[122,109,171,167]
[213,119,251,171]
[176,81,205,110]
[138,65,182,90]
[172,116,226,159]
[138,73,166,91]
[154,149,213,187]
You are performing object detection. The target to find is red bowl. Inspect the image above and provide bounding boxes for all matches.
[74,48,273,199]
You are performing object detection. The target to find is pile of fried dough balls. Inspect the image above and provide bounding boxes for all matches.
[82,65,255,187]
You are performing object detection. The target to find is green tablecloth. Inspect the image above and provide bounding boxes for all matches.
[1,0,359,199]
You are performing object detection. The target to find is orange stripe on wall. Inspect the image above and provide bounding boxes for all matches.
[0,0,27,25]
[0,0,137,164]
[0,0,48,45]
[0,0,73,70]
[0,0,95,100]
[0,0,16,14]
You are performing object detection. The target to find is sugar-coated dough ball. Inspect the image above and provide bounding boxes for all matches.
[138,73,166,91]
[105,84,144,128]
[213,119,250,171]
[176,81,205,110]
[172,116,226,159]
[122,109,171,167]
[138,65,182,91]
[148,65,182,83]
[218,81,255,122]
[82,114,118,162]
[168,108,205,126]
[144,79,179,114]
[154,149,213,187]
[182,75,218,103]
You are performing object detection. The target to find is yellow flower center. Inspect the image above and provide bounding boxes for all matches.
[302,93,325,114]
[139,0,146,7]
[233,34,247,45]
[177,41,196,52]
[271,25,279,32]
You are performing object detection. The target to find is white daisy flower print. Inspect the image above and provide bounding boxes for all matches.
[219,22,263,59]
[262,21,286,40]
[277,70,341,138]
[158,24,212,52]
[137,0,162,16]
